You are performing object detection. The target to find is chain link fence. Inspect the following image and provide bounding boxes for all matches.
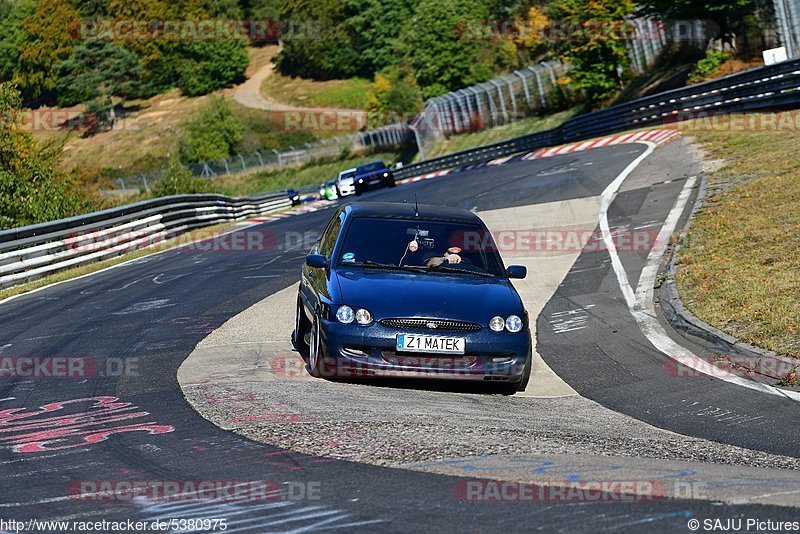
[408,61,568,160]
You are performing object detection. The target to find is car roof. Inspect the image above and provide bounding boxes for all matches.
[344,202,483,224]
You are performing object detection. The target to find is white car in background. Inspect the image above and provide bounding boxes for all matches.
[336,168,357,197]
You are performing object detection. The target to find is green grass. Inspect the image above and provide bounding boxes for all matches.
[218,151,401,197]
[675,112,800,359]
[261,73,371,109]
[424,107,581,159]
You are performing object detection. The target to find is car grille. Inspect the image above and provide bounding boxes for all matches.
[380,318,482,332]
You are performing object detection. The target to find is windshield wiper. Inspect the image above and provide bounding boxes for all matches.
[354,261,429,273]
[428,263,496,278]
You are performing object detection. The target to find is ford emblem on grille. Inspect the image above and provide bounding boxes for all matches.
[426,322,438,329]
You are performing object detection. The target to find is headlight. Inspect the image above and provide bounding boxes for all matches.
[383,172,389,177]
[336,305,354,324]
[489,316,505,332]
[355,308,372,325]
[505,315,523,333]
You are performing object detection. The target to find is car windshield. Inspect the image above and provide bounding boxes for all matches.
[339,171,355,180]
[356,162,384,173]
[336,217,504,276]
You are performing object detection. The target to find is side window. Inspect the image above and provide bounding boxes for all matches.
[319,214,343,258]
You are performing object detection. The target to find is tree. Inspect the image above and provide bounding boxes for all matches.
[547,0,636,104]
[176,39,249,97]
[0,0,35,83]
[365,65,423,128]
[398,0,494,99]
[639,0,752,45]
[178,96,244,164]
[14,0,80,101]
[276,0,359,79]
[0,83,88,229]
[56,40,142,130]
[343,0,419,75]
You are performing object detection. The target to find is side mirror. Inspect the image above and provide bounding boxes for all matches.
[306,254,327,269]
[506,265,527,279]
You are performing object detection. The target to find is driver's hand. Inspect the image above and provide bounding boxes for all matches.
[444,252,461,264]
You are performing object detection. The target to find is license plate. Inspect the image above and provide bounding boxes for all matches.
[396,334,465,354]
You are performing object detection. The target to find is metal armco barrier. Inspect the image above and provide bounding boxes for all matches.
[3,57,800,290]
[0,192,291,289]
[394,56,800,180]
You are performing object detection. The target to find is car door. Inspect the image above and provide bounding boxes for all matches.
[300,209,344,319]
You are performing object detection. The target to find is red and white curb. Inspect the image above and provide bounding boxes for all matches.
[396,128,682,185]
[521,129,680,160]
[244,128,683,224]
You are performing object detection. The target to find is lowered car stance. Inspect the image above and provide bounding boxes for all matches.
[353,161,395,195]
[293,202,531,393]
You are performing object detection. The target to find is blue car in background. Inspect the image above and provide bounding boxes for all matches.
[293,202,532,394]
[353,161,395,195]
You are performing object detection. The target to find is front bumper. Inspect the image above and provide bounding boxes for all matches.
[317,319,530,383]
[338,182,355,196]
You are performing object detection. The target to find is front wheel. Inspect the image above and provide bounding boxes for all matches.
[292,297,310,351]
[308,313,329,377]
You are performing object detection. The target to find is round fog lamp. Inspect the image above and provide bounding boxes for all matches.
[489,316,505,332]
[355,308,373,325]
[505,315,523,333]
[336,305,354,324]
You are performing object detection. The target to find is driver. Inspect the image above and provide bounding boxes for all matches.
[425,246,462,267]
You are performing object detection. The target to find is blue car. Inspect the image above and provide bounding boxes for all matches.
[293,202,532,393]
[353,161,395,196]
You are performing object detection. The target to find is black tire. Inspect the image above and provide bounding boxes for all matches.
[292,297,310,351]
[498,352,531,395]
[307,313,327,377]
[354,184,363,196]
[516,351,532,392]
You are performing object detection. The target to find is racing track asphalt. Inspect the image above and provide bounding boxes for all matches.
[0,140,797,532]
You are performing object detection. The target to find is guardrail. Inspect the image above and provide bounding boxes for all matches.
[3,57,800,291]
[0,192,291,289]
[395,56,800,180]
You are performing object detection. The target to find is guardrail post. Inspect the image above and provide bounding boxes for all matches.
[515,70,532,106]
[489,80,509,123]
[238,154,246,172]
[255,151,264,166]
[504,75,518,118]
[529,66,546,108]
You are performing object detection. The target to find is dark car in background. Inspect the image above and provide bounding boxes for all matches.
[293,202,532,393]
[353,161,395,195]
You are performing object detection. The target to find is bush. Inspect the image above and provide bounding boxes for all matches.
[150,158,216,197]
[176,40,249,97]
[178,96,244,164]
[688,51,732,84]
[365,65,423,127]
[0,83,89,230]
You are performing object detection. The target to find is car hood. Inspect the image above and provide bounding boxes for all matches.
[333,269,523,323]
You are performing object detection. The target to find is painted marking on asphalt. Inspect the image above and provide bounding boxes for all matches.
[112,298,174,315]
[0,396,174,454]
[549,305,596,334]
[599,150,800,402]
